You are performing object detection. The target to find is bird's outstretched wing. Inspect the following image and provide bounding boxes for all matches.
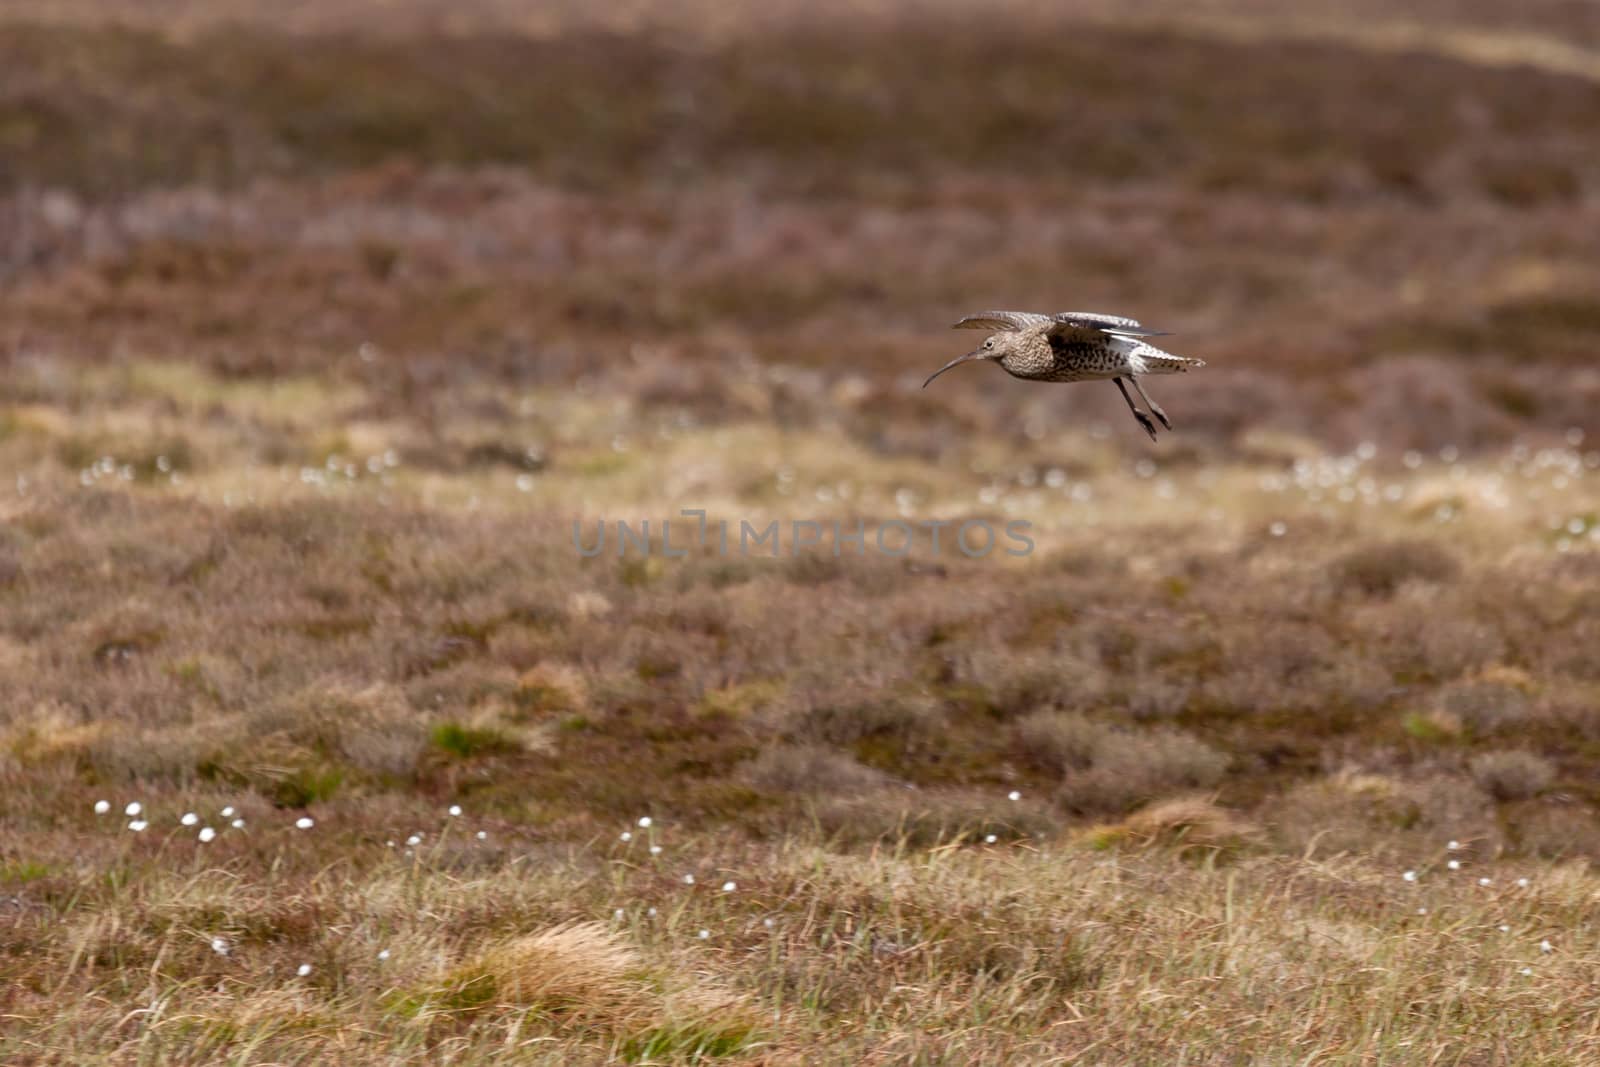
[954,310,1171,337]
[952,310,1052,332]
[1043,321,1118,347]
[1052,311,1170,338]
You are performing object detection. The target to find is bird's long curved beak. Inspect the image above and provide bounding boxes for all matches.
[922,348,987,389]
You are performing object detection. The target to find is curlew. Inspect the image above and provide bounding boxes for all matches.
[922,310,1205,441]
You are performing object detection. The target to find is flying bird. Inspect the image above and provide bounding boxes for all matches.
[923,310,1205,440]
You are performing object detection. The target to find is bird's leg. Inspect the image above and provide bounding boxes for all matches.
[1114,377,1159,442]
[1130,376,1172,431]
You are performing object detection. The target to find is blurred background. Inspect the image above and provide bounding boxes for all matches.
[3,0,1599,458]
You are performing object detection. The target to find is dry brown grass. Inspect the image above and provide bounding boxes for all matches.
[1329,538,1462,597]
[1019,711,1230,814]
[3,374,1598,1060]
[1090,795,1262,854]
[1470,750,1556,801]
[424,921,758,1055]
[741,744,888,796]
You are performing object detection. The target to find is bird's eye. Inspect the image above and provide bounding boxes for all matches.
[983,338,994,349]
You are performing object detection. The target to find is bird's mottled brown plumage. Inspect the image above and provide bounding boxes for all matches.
[923,309,1205,441]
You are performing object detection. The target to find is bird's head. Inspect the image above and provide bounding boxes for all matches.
[922,332,1010,388]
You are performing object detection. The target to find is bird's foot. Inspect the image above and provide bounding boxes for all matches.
[1129,378,1173,431]
[1133,411,1159,442]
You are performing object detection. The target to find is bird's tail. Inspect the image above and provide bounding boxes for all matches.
[1131,342,1205,375]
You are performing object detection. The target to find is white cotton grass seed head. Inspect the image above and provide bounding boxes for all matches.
[1008,791,1021,802]
[476,830,487,841]
[1520,967,1533,976]
[221,806,235,818]
[211,937,229,956]
[638,816,652,828]
[697,929,710,940]
[1478,877,1492,886]
[1447,840,1461,851]
[1447,860,1461,870]
[650,845,662,855]
[620,831,632,842]
[1403,870,1417,882]
[722,881,737,893]
[647,907,657,918]
[197,826,216,842]
[377,949,391,961]
[297,963,312,977]
[231,819,246,829]
[985,834,998,844]
[406,834,422,846]
[1540,940,1553,953]
[128,820,148,832]
[448,805,462,817]
[614,908,625,921]
[181,812,199,826]
[295,817,314,830]
[94,800,110,815]
[125,802,142,817]
[1517,877,1530,888]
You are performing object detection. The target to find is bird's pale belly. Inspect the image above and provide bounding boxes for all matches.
[1001,346,1131,383]
[1037,362,1129,382]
